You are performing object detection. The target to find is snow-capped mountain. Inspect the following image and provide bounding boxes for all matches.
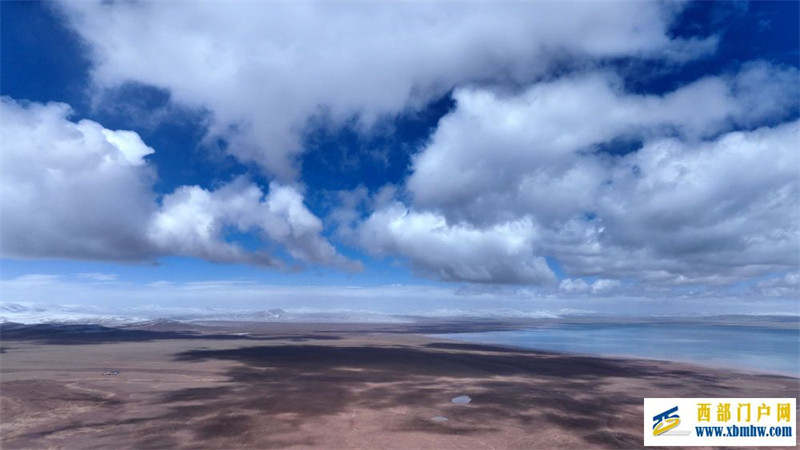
[0,302,149,325]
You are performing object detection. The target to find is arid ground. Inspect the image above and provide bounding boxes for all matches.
[1,321,797,449]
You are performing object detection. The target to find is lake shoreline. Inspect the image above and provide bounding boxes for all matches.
[427,320,800,378]
[428,332,800,379]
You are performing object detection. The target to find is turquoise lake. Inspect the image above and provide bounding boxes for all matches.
[433,322,800,376]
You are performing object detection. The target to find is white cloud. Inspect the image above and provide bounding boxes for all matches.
[407,65,798,226]
[77,272,119,282]
[356,202,554,284]
[581,120,799,281]
[55,1,714,179]
[558,278,622,294]
[590,279,622,293]
[559,278,622,295]
[351,64,799,286]
[559,279,591,294]
[150,178,358,270]
[753,272,800,299]
[0,97,354,270]
[1,97,157,261]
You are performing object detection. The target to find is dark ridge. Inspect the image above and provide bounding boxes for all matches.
[0,323,339,345]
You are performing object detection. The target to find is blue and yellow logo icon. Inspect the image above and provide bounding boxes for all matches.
[653,406,681,436]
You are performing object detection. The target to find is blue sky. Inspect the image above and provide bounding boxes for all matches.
[1,1,798,315]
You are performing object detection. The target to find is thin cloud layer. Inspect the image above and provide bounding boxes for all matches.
[55,1,713,179]
[0,97,355,270]
[3,273,797,318]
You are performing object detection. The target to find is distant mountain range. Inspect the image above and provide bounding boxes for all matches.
[0,302,148,325]
[5,302,792,326]
[0,302,410,325]
[0,302,569,325]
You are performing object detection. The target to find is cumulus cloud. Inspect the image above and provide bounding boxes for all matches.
[558,279,591,294]
[351,64,799,285]
[150,178,358,270]
[559,278,623,295]
[1,97,156,261]
[54,1,714,179]
[0,97,353,269]
[752,272,800,299]
[407,64,798,226]
[356,202,554,284]
[582,121,799,280]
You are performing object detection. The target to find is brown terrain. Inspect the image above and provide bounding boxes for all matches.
[1,320,797,449]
